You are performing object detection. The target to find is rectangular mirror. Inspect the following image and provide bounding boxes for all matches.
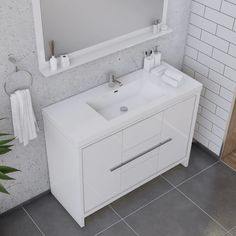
[32,0,170,77]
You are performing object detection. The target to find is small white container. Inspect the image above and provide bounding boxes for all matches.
[60,55,70,68]
[153,20,161,34]
[49,56,58,71]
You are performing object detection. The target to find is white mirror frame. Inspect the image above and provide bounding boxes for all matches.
[32,0,171,77]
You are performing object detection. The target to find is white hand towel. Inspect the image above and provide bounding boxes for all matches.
[151,65,167,77]
[10,94,23,143]
[10,89,38,146]
[164,69,183,82]
[25,89,38,139]
[161,74,180,88]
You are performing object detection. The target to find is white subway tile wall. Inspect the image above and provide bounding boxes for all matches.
[183,0,236,155]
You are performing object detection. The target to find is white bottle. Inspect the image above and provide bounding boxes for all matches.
[153,19,161,34]
[60,55,70,68]
[50,56,58,71]
[153,46,161,67]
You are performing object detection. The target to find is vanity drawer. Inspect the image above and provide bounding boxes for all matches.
[123,112,163,150]
[120,154,158,191]
[110,135,171,191]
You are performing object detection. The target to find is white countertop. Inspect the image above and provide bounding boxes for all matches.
[43,62,202,147]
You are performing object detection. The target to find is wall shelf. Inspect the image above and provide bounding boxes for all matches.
[39,27,172,77]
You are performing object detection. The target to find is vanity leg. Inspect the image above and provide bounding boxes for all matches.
[181,159,189,168]
[78,218,85,228]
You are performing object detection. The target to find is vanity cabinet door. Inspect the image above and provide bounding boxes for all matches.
[83,133,122,212]
[159,97,196,170]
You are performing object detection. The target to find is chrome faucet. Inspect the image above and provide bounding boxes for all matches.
[108,72,123,87]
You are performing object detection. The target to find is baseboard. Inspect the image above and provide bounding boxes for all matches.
[0,190,50,217]
[193,140,220,160]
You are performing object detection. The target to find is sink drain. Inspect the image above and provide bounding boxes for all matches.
[120,106,128,112]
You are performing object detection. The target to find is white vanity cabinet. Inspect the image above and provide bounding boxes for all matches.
[81,97,196,214]
[43,63,202,227]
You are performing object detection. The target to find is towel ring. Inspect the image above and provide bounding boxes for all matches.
[4,57,33,97]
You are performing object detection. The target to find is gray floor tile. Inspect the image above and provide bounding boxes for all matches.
[125,189,226,236]
[179,162,236,230]
[24,193,120,236]
[97,221,137,236]
[162,143,218,186]
[223,226,236,236]
[111,176,172,218]
[0,208,41,236]
[229,227,236,236]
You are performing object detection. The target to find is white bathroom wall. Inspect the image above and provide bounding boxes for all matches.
[0,0,192,213]
[183,0,236,155]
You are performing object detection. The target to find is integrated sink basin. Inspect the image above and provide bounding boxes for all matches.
[87,79,166,120]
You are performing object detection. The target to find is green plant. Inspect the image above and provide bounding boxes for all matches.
[0,118,19,194]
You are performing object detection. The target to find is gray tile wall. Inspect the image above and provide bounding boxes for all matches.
[0,0,191,213]
[183,0,236,155]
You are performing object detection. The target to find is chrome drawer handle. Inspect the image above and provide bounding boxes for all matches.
[110,138,172,172]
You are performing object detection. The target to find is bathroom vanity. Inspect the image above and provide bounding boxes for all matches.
[43,62,202,227]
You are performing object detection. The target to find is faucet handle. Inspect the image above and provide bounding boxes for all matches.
[108,72,116,87]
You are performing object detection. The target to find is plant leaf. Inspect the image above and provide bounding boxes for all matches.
[0,182,9,194]
[0,138,15,146]
[0,166,19,174]
[0,171,14,180]
[0,148,12,155]
[0,145,14,149]
[0,133,11,137]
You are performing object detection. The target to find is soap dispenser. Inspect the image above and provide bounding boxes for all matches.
[153,46,161,67]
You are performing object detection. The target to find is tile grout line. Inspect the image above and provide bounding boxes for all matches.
[227,225,236,235]
[94,219,123,236]
[122,187,175,220]
[109,206,140,236]
[220,160,236,173]
[161,175,229,233]
[22,207,46,236]
[122,219,140,236]
[175,160,220,188]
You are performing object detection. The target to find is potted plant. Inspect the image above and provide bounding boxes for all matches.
[0,118,19,194]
